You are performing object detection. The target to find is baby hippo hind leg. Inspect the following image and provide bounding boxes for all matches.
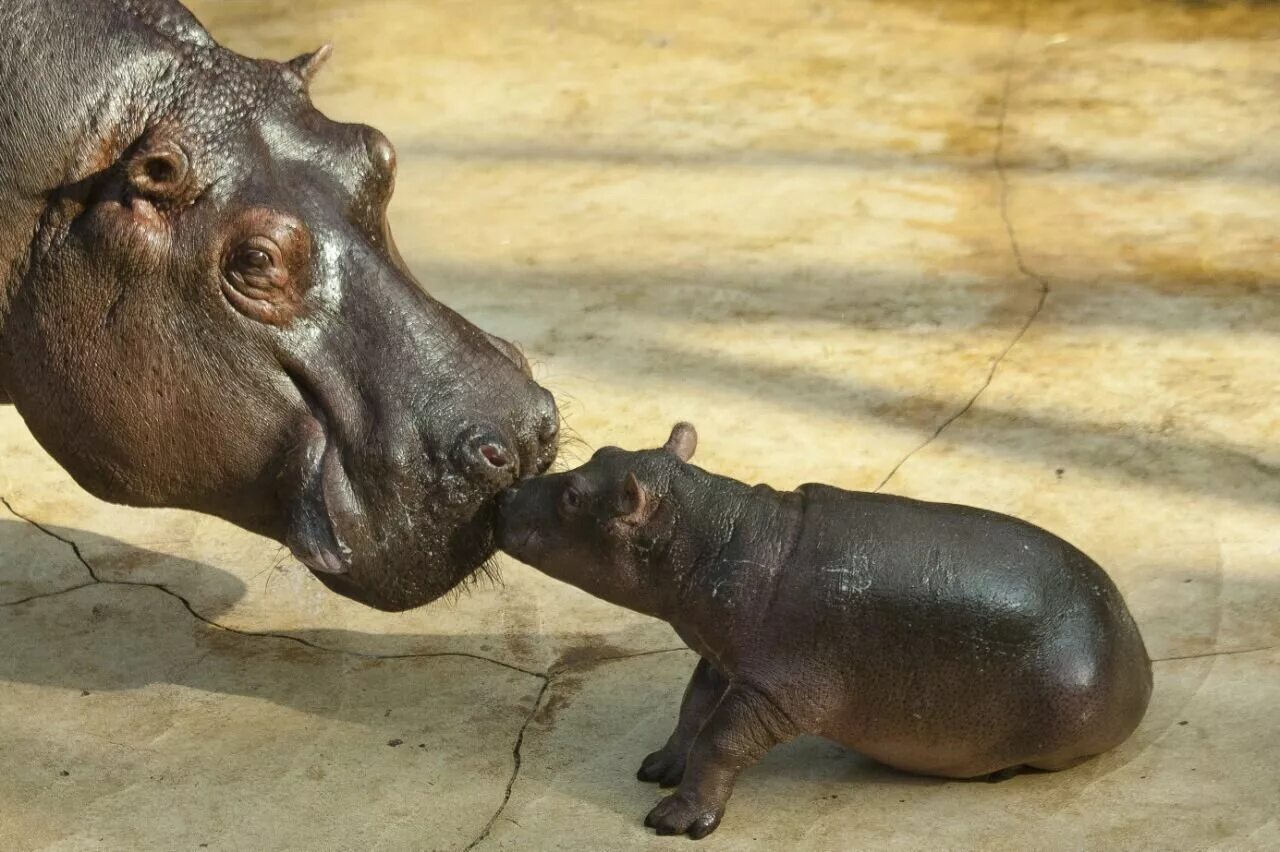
[983,754,1096,783]
[638,658,728,787]
[645,683,798,839]
[1028,753,1096,772]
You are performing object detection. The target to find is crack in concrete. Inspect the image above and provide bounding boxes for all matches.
[1,581,98,607]
[2,497,103,582]
[465,676,551,852]
[875,1,1048,494]
[0,496,542,677]
[462,646,689,851]
[4,494,695,851]
[1152,644,1278,664]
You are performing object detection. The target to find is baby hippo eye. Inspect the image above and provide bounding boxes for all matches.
[560,486,582,515]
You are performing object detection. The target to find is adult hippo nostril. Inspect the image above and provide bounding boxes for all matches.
[480,444,510,469]
[455,428,521,486]
[531,389,561,474]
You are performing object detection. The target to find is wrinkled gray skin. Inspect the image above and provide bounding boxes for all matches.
[498,424,1153,838]
[0,0,558,611]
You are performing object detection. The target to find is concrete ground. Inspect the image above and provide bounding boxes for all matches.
[3,0,1278,849]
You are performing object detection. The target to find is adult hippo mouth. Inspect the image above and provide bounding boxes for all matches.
[281,366,559,608]
[285,409,361,580]
[0,0,559,612]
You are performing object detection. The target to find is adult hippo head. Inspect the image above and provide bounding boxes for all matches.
[0,0,558,610]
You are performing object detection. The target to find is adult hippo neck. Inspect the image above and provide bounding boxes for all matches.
[0,0,559,611]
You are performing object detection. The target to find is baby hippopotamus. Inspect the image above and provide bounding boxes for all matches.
[497,423,1152,839]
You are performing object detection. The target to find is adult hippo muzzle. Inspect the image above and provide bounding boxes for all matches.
[0,0,558,610]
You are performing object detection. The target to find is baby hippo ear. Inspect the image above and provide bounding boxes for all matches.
[663,422,698,462]
[618,472,651,525]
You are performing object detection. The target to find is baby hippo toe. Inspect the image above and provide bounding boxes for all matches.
[637,748,686,787]
[645,792,724,839]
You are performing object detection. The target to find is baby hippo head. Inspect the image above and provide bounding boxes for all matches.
[496,423,698,609]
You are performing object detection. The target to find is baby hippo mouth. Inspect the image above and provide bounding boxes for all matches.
[494,486,543,562]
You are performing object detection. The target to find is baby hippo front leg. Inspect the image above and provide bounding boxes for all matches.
[645,683,797,839]
[638,658,728,787]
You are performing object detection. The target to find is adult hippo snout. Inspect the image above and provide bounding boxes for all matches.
[453,418,558,487]
[276,242,560,609]
[0,0,558,611]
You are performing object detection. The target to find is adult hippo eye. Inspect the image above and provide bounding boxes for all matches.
[235,245,275,274]
[220,219,309,327]
[228,238,284,287]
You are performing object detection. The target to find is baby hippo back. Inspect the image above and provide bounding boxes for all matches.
[759,485,1152,778]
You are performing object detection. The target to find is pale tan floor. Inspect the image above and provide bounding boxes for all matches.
[3,1,1279,849]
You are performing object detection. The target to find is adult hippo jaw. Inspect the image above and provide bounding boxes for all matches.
[271,234,560,609]
[0,0,558,611]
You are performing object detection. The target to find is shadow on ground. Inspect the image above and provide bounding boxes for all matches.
[2,521,1275,810]
[0,521,663,712]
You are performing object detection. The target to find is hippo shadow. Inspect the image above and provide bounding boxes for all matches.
[3,519,1276,831]
[0,521,940,823]
[0,520,658,712]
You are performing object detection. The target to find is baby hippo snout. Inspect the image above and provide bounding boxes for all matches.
[494,482,534,552]
[495,485,517,518]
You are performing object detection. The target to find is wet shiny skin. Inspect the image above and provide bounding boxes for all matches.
[498,424,1152,837]
[1,0,1278,848]
[0,0,559,611]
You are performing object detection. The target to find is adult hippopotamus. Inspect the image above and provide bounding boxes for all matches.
[0,0,559,610]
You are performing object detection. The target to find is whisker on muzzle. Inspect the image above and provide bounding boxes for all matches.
[535,385,591,471]
[441,552,504,606]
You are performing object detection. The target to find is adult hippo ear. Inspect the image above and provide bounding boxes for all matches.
[0,0,560,611]
[126,137,198,210]
[663,423,698,462]
[286,44,333,90]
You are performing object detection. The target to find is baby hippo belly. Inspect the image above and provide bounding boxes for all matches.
[783,487,1153,778]
[821,614,1148,778]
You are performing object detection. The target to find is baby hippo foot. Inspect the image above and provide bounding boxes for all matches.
[637,747,686,787]
[644,791,724,839]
